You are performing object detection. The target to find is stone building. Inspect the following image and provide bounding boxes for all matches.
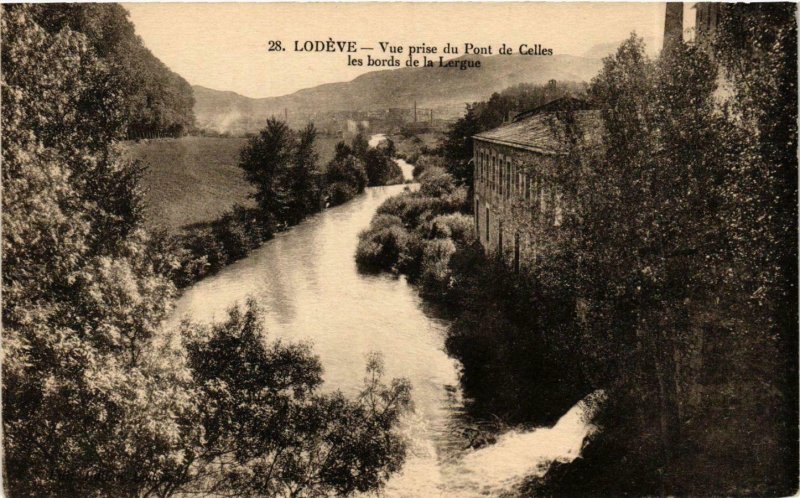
[472,3,732,271]
[472,97,600,271]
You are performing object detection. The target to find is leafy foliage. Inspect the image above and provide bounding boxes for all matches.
[324,141,369,206]
[181,300,412,497]
[3,6,414,496]
[2,7,199,495]
[529,26,798,495]
[22,3,196,138]
[356,168,469,289]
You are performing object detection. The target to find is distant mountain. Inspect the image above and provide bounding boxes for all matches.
[194,53,603,134]
[582,36,660,60]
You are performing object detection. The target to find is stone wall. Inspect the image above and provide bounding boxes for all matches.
[473,139,566,273]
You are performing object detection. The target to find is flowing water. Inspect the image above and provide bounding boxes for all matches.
[169,139,599,496]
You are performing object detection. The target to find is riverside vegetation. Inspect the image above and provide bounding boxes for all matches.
[163,122,402,288]
[3,4,411,496]
[357,7,797,496]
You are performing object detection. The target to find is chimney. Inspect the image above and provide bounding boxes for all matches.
[663,2,684,50]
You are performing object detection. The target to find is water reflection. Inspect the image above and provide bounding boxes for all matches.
[169,184,596,496]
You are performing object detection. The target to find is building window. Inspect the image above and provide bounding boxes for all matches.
[492,156,495,193]
[498,156,503,196]
[554,189,563,227]
[490,156,494,192]
[511,162,516,197]
[475,199,480,234]
[540,186,547,215]
[524,174,530,201]
[498,221,503,253]
[514,232,520,273]
[506,160,511,199]
[485,207,490,241]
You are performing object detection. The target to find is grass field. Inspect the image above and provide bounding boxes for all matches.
[126,135,344,232]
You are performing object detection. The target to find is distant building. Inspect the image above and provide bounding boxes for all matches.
[345,119,369,135]
[472,97,600,271]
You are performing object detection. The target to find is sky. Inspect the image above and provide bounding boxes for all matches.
[123,2,686,99]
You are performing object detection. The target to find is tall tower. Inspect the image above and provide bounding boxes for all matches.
[663,2,684,50]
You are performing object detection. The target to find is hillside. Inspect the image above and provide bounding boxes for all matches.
[194,53,602,134]
[126,135,343,232]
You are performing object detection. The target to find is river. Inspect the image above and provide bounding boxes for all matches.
[168,142,599,496]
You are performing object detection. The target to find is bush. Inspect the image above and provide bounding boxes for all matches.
[369,213,404,231]
[326,181,359,207]
[396,231,425,278]
[364,148,403,186]
[412,154,445,178]
[405,151,421,165]
[168,205,268,288]
[326,149,368,196]
[418,166,456,198]
[376,194,432,226]
[424,213,476,246]
[419,238,457,296]
[355,222,410,272]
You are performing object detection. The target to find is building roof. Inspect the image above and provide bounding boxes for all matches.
[474,98,602,155]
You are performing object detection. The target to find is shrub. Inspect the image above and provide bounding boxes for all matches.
[326,181,359,207]
[364,148,396,186]
[419,238,457,296]
[369,213,404,231]
[214,215,252,261]
[355,223,410,272]
[326,151,368,195]
[412,154,445,178]
[418,166,456,198]
[426,213,476,246]
[396,231,425,279]
[376,194,434,227]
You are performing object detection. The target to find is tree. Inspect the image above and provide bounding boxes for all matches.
[710,4,798,491]
[350,129,369,160]
[441,104,481,186]
[540,29,798,495]
[325,142,369,206]
[239,118,296,230]
[181,300,412,497]
[288,123,322,223]
[2,7,199,495]
[22,3,196,138]
[363,147,401,186]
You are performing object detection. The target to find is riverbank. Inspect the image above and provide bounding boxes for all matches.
[353,166,599,494]
[129,131,399,289]
[170,182,600,497]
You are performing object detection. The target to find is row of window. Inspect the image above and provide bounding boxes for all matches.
[474,146,563,226]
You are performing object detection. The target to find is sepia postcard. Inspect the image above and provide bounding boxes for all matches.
[2,2,797,496]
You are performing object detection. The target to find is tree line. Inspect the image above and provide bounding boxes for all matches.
[2,5,410,496]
